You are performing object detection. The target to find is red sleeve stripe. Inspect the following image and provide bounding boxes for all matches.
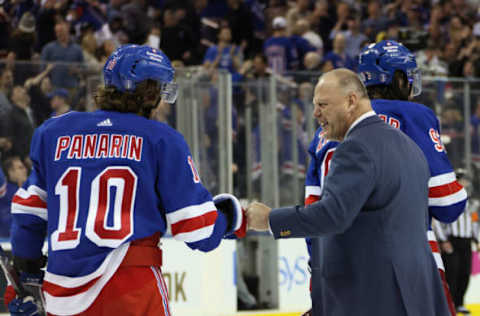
[12,194,47,208]
[429,188,467,207]
[166,201,216,224]
[428,180,463,198]
[305,195,320,206]
[171,210,217,236]
[429,241,440,253]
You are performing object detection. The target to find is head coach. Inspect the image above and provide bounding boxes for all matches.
[247,68,450,316]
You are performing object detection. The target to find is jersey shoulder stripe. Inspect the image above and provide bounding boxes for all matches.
[11,185,48,220]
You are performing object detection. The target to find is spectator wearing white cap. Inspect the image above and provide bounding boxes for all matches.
[263,16,299,74]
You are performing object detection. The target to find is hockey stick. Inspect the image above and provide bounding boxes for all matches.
[0,245,46,315]
[0,245,27,298]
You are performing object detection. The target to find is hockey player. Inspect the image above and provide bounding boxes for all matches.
[303,40,467,315]
[5,44,246,316]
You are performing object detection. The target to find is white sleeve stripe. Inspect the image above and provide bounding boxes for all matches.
[29,185,47,200]
[433,221,448,241]
[16,185,47,201]
[428,188,467,206]
[305,186,321,198]
[427,230,437,241]
[166,201,216,224]
[11,203,48,221]
[172,225,214,243]
[15,188,30,199]
[432,252,445,271]
[428,172,456,187]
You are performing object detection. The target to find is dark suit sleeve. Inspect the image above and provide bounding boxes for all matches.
[269,139,376,238]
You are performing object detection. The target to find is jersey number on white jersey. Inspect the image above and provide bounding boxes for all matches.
[52,166,138,251]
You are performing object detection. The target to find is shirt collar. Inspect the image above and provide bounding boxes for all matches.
[345,110,376,138]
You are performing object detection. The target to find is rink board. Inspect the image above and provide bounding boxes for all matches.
[234,305,480,315]
[162,238,237,316]
[0,240,479,315]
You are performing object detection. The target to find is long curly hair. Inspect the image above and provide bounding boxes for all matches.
[95,80,161,118]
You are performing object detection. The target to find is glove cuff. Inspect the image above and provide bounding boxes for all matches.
[213,193,243,232]
[13,256,46,274]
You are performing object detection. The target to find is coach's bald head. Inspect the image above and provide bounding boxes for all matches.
[321,68,368,99]
[313,68,373,141]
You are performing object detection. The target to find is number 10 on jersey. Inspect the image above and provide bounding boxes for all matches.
[52,166,138,251]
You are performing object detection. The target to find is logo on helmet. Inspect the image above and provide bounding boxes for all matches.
[106,58,117,71]
[359,72,366,83]
[146,51,164,63]
[359,72,372,83]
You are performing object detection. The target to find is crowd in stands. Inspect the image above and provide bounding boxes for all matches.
[0,1,480,312]
[0,0,480,207]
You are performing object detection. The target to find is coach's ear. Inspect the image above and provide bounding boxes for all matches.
[213,193,247,239]
[346,91,359,114]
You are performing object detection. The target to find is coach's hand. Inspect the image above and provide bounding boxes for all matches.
[246,202,272,231]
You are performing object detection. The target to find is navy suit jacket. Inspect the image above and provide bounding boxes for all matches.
[269,115,449,316]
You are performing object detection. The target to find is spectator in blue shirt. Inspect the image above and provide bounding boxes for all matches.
[322,33,356,71]
[41,20,84,89]
[203,25,242,76]
[329,15,368,60]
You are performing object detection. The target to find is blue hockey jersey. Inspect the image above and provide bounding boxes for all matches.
[305,99,467,221]
[305,100,468,264]
[10,110,230,314]
[263,36,299,74]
